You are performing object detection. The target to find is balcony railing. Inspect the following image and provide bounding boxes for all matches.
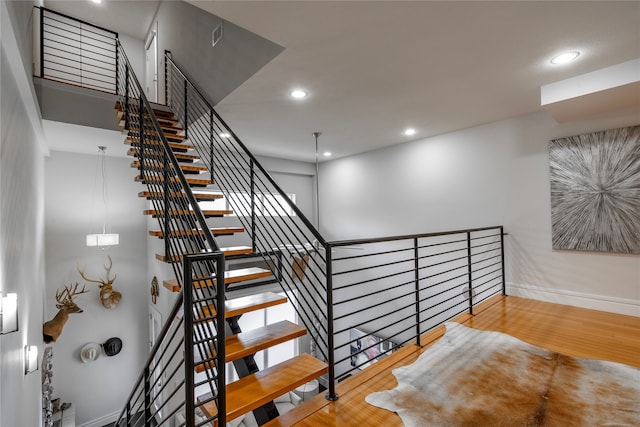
[35,7,118,93]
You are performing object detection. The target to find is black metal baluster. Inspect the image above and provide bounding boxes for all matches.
[414,237,421,347]
[500,226,506,295]
[209,110,215,184]
[325,244,338,401]
[183,80,188,139]
[250,160,257,252]
[467,231,474,315]
[143,366,151,424]
[183,256,195,427]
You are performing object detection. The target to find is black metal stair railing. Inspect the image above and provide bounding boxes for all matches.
[113,41,226,427]
[164,54,337,396]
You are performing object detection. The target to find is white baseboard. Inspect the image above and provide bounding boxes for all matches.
[77,410,119,427]
[507,283,640,317]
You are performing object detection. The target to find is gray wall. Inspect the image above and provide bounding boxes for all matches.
[1,1,47,426]
[44,150,148,426]
[150,0,283,105]
[320,109,640,316]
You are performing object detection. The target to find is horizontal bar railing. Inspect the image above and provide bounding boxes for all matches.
[36,7,118,93]
[327,226,505,381]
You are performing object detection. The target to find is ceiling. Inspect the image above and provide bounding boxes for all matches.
[44,1,640,163]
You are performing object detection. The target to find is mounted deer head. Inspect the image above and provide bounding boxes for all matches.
[43,283,89,343]
[78,255,122,309]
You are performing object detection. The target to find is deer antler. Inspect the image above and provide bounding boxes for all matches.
[104,255,116,283]
[55,282,88,306]
[77,255,117,286]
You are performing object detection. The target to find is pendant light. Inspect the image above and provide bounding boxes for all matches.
[86,146,119,247]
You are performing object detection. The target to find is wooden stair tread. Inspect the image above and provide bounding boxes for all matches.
[128,129,187,142]
[125,136,194,151]
[131,160,208,173]
[144,209,233,218]
[196,288,285,318]
[117,111,179,127]
[127,148,200,162]
[135,175,212,187]
[199,353,328,422]
[115,101,175,118]
[226,320,306,361]
[195,320,306,369]
[155,246,252,263]
[138,191,224,201]
[224,291,287,318]
[119,118,181,131]
[150,227,244,239]
[163,267,272,292]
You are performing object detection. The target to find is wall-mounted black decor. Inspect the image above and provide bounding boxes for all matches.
[550,125,640,253]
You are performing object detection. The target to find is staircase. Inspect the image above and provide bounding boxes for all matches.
[36,9,508,427]
[116,100,327,426]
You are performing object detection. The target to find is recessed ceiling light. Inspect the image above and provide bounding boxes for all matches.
[323,151,332,157]
[403,128,416,136]
[550,51,580,65]
[290,89,308,99]
[90,0,102,4]
[218,132,231,138]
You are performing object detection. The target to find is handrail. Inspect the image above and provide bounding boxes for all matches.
[327,225,505,247]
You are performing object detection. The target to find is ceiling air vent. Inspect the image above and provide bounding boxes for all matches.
[212,22,223,48]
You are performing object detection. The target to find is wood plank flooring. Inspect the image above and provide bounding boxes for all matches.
[267,295,640,427]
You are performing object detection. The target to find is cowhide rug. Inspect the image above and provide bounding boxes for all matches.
[366,322,639,426]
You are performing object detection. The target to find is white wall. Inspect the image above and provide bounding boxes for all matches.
[1,1,47,427]
[44,150,148,426]
[320,109,640,316]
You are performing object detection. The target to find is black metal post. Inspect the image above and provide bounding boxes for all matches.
[124,65,130,130]
[250,160,257,252]
[215,253,226,427]
[183,256,196,427]
[139,96,145,181]
[114,36,119,95]
[39,8,44,77]
[467,232,474,315]
[164,51,170,107]
[125,402,131,426]
[164,152,170,259]
[500,226,506,295]
[143,366,151,424]
[209,110,215,184]
[183,80,189,139]
[413,238,421,347]
[325,244,338,401]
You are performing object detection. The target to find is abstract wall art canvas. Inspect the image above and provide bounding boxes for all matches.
[549,125,640,254]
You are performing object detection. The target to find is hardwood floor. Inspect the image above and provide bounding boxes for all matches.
[265,295,640,427]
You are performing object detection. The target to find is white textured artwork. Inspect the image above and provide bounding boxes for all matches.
[550,125,640,253]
